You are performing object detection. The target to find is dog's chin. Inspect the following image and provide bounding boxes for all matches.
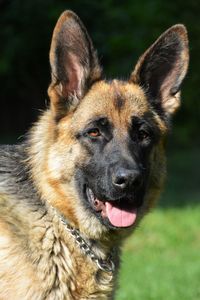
[84,185,143,230]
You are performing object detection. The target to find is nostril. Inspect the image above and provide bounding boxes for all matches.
[112,169,131,189]
[112,168,142,190]
[114,176,127,187]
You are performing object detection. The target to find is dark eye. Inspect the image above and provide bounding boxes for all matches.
[87,128,101,138]
[138,129,149,141]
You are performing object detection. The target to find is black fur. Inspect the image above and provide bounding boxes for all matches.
[74,113,158,228]
[0,144,40,205]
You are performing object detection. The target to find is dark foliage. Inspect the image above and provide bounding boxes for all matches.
[0,0,199,145]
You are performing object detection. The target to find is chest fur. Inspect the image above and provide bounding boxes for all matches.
[32,224,115,299]
[0,208,116,300]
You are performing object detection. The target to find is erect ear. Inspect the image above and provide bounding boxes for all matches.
[48,11,102,119]
[130,25,189,117]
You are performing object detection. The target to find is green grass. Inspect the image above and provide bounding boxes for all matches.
[116,148,200,300]
[116,208,200,300]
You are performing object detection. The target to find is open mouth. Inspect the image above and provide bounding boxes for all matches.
[85,186,141,228]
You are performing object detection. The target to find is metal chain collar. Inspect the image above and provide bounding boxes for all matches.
[56,211,115,274]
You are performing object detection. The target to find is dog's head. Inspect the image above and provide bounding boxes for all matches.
[31,11,189,240]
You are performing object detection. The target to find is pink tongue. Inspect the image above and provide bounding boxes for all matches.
[105,202,137,227]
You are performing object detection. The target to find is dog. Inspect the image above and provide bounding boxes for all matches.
[0,10,189,300]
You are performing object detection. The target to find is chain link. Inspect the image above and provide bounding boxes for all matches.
[58,213,115,274]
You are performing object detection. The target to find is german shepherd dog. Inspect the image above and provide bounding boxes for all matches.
[0,11,189,300]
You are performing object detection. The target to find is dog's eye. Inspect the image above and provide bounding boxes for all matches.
[87,128,101,138]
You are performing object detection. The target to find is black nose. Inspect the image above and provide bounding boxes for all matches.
[112,168,142,190]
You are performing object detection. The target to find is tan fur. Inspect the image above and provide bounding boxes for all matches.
[29,80,167,238]
[0,80,166,299]
[0,194,118,299]
[0,11,189,300]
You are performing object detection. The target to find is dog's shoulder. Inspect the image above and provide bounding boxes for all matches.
[0,143,45,238]
[0,144,22,172]
[0,143,28,182]
[0,143,37,200]
[0,144,46,299]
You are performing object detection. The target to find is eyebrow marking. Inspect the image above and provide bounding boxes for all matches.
[112,80,125,112]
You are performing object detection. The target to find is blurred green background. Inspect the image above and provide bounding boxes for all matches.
[0,1,199,299]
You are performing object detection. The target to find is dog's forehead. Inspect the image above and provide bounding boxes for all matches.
[73,80,149,127]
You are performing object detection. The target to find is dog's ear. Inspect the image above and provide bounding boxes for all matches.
[130,25,189,117]
[48,11,102,119]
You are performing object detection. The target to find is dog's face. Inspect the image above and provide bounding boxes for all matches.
[37,11,188,239]
[72,81,161,230]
